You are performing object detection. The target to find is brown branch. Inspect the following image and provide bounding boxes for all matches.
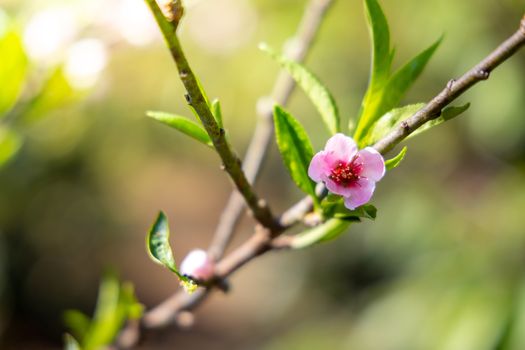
[373,15,525,154]
[208,0,335,261]
[143,0,279,232]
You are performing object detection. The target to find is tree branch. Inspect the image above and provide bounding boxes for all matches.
[208,0,335,261]
[144,0,279,231]
[373,15,525,154]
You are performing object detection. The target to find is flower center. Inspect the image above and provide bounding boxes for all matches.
[329,161,362,187]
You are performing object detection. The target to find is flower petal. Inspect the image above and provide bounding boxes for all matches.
[324,133,357,163]
[308,151,332,182]
[325,177,355,197]
[343,177,376,210]
[354,147,385,181]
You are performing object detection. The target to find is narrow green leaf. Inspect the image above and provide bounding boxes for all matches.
[364,0,391,89]
[146,211,178,272]
[0,29,27,117]
[210,98,223,128]
[354,1,441,145]
[291,219,351,249]
[355,37,441,144]
[63,334,81,350]
[147,111,212,147]
[353,0,392,140]
[260,43,340,134]
[381,37,442,116]
[0,127,22,169]
[408,103,470,139]
[385,146,407,170]
[367,103,424,144]
[273,105,318,203]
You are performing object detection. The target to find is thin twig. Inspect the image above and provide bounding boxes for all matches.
[144,0,279,231]
[208,0,335,260]
[373,15,525,154]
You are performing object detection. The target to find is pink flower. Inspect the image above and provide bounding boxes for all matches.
[180,249,215,281]
[308,133,385,210]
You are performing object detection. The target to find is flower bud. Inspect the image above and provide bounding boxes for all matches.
[180,249,214,281]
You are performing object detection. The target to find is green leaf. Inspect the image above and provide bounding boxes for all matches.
[260,43,340,135]
[353,1,441,145]
[0,29,27,117]
[385,146,407,170]
[273,105,318,204]
[291,219,352,249]
[352,0,392,140]
[147,111,213,147]
[364,0,391,90]
[146,211,178,273]
[322,199,377,221]
[63,334,81,350]
[380,37,442,118]
[146,211,198,292]
[210,98,223,128]
[0,127,22,169]
[408,103,470,139]
[367,103,425,144]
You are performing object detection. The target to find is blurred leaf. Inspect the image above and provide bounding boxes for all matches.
[211,98,223,128]
[385,146,407,170]
[0,127,22,169]
[83,272,124,349]
[63,334,81,350]
[147,111,213,147]
[273,105,318,204]
[260,43,340,134]
[0,30,27,118]
[291,219,351,249]
[367,103,424,144]
[121,283,144,320]
[408,103,470,139]
[63,310,91,343]
[23,68,78,123]
[64,273,144,350]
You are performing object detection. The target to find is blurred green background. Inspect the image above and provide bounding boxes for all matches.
[0,0,525,348]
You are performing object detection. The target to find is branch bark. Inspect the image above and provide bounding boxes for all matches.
[208,0,335,261]
[373,15,525,154]
[144,0,279,232]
